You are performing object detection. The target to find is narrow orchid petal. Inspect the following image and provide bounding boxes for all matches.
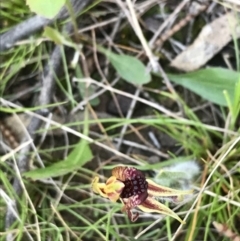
[138,197,185,224]
[147,179,192,199]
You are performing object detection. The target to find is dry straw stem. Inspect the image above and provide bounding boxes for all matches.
[0,99,143,166]
[155,2,209,47]
[187,163,207,241]
[135,135,240,239]
[0,140,32,163]
[115,88,141,150]
[2,0,94,237]
[121,0,184,98]
[114,0,159,69]
[170,136,240,241]
[213,221,240,241]
[73,78,237,136]
[0,189,34,241]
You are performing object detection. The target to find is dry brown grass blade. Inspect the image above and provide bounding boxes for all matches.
[155,2,209,47]
[213,221,240,241]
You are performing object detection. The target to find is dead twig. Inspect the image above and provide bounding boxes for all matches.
[154,1,209,47]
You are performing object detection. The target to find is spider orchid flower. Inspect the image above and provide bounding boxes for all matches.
[92,166,192,223]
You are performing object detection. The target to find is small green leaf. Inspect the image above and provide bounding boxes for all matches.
[43,27,64,45]
[23,140,93,180]
[26,0,66,19]
[43,27,76,48]
[98,47,151,85]
[78,82,100,106]
[24,108,93,180]
[166,67,240,106]
[233,79,240,116]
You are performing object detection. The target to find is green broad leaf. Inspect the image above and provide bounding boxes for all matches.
[166,67,240,106]
[23,140,93,180]
[26,0,66,19]
[98,46,151,85]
